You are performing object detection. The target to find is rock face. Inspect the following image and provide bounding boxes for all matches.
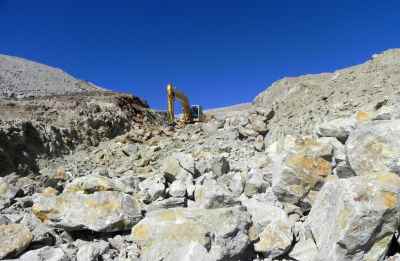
[306,173,400,261]
[254,49,400,143]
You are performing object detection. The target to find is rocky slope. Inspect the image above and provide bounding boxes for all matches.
[255,49,400,144]
[1,51,400,261]
[0,54,105,98]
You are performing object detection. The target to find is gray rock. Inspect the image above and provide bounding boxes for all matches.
[254,218,293,259]
[168,179,187,198]
[315,117,357,142]
[238,126,259,138]
[0,224,33,259]
[306,173,400,261]
[194,178,238,208]
[18,246,69,261]
[241,194,286,241]
[346,120,400,176]
[387,254,400,261]
[32,191,142,232]
[21,214,57,247]
[318,137,356,178]
[145,197,186,212]
[162,152,197,181]
[0,178,21,210]
[131,206,251,261]
[138,174,166,203]
[249,115,268,135]
[243,169,270,197]
[0,215,11,225]
[288,235,318,261]
[64,174,130,194]
[201,122,220,135]
[76,240,109,261]
[254,135,265,152]
[211,156,230,176]
[217,172,245,197]
[373,103,400,121]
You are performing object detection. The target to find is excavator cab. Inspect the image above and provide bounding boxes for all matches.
[190,105,203,122]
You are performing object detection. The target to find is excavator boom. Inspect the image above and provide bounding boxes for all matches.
[167,83,197,125]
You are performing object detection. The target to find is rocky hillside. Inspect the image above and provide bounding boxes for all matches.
[0,54,105,98]
[1,52,400,261]
[255,49,400,144]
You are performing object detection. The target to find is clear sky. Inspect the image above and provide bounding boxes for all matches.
[0,1,399,110]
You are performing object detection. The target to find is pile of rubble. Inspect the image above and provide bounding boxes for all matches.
[2,100,400,261]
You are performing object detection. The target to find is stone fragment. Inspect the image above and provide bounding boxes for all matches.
[0,224,32,259]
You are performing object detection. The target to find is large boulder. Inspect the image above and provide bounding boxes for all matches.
[0,224,33,259]
[269,136,333,207]
[32,191,142,232]
[306,173,400,261]
[131,206,251,261]
[346,120,400,176]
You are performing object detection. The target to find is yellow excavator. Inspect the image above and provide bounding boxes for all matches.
[167,83,203,125]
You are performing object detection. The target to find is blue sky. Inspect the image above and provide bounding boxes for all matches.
[0,1,399,110]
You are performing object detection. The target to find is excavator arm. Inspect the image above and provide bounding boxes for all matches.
[167,83,192,125]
